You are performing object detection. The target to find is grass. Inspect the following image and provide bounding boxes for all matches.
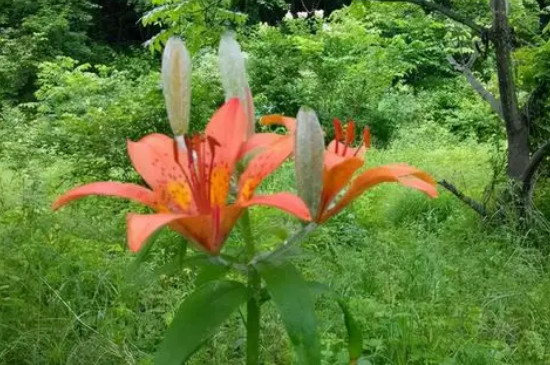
[2,128,550,364]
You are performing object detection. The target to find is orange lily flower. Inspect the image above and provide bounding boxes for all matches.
[263,115,438,223]
[53,99,310,254]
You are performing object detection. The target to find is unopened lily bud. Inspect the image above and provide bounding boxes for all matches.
[218,31,255,136]
[162,37,192,137]
[295,107,324,217]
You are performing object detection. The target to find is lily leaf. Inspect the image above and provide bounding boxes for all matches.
[255,259,321,365]
[154,280,247,365]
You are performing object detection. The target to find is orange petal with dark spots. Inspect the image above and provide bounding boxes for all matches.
[127,134,187,190]
[238,136,294,200]
[52,182,156,210]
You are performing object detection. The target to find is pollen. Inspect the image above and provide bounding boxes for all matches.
[210,166,230,206]
[239,177,260,201]
[166,181,192,210]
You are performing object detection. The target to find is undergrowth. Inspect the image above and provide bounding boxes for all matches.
[2,127,550,364]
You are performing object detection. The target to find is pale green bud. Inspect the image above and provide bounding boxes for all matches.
[218,31,255,136]
[295,107,324,217]
[162,37,192,136]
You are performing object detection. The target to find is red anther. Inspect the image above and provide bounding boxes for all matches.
[173,139,180,165]
[342,121,355,156]
[345,121,355,146]
[363,126,371,149]
[333,118,343,154]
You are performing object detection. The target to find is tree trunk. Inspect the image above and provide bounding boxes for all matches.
[491,0,530,180]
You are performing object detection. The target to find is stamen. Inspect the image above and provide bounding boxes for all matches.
[363,126,370,149]
[333,118,343,154]
[173,139,202,210]
[342,121,355,156]
[207,136,218,188]
[211,206,221,251]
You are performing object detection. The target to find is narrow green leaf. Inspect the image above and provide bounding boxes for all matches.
[255,259,321,365]
[338,300,363,362]
[155,280,247,365]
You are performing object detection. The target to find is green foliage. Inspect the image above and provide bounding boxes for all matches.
[141,0,247,53]
[1,51,224,179]
[0,0,99,103]
[28,56,166,179]
[155,280,247,365]
[246,11,413,144]
[4,0,550,363]
[256,258,321,364]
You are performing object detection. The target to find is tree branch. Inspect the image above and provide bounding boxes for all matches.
[522,139,550,198]
[377,0,485,35]
[439,180,488,217]
[447,55,504,120]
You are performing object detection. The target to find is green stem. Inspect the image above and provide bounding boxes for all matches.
[246,267,261,365]
[241,210,261,365]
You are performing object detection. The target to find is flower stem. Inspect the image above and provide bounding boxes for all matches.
[241,210,261,365]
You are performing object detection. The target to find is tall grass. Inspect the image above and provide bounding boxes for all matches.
[2,126,550,364]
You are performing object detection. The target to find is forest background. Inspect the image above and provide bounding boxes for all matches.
[2,0,550,363]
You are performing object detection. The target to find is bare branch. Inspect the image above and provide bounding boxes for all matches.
[377,0,485,35]
[439,180,488,217]
[447,55,504,119]
[522,139,550,198]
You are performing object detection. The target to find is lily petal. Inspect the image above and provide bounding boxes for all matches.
[239,132,285,160]
[318,156,363,219]
[170,205,243,253]
[206,98,249,169]
[260,115,296,133]
[126,213,187,252]
[242,193,311,221]
[238,136,294,200]
[52,182,156,210]
[127,134,187,189]
[323,164,438,222]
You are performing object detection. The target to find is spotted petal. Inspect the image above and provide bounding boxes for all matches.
[238,136,294,201]
[127,133,187,190]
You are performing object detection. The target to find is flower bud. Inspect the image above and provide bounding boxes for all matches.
[295,107,324,217]
[162,37,192,137]
[218,31,255,136]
